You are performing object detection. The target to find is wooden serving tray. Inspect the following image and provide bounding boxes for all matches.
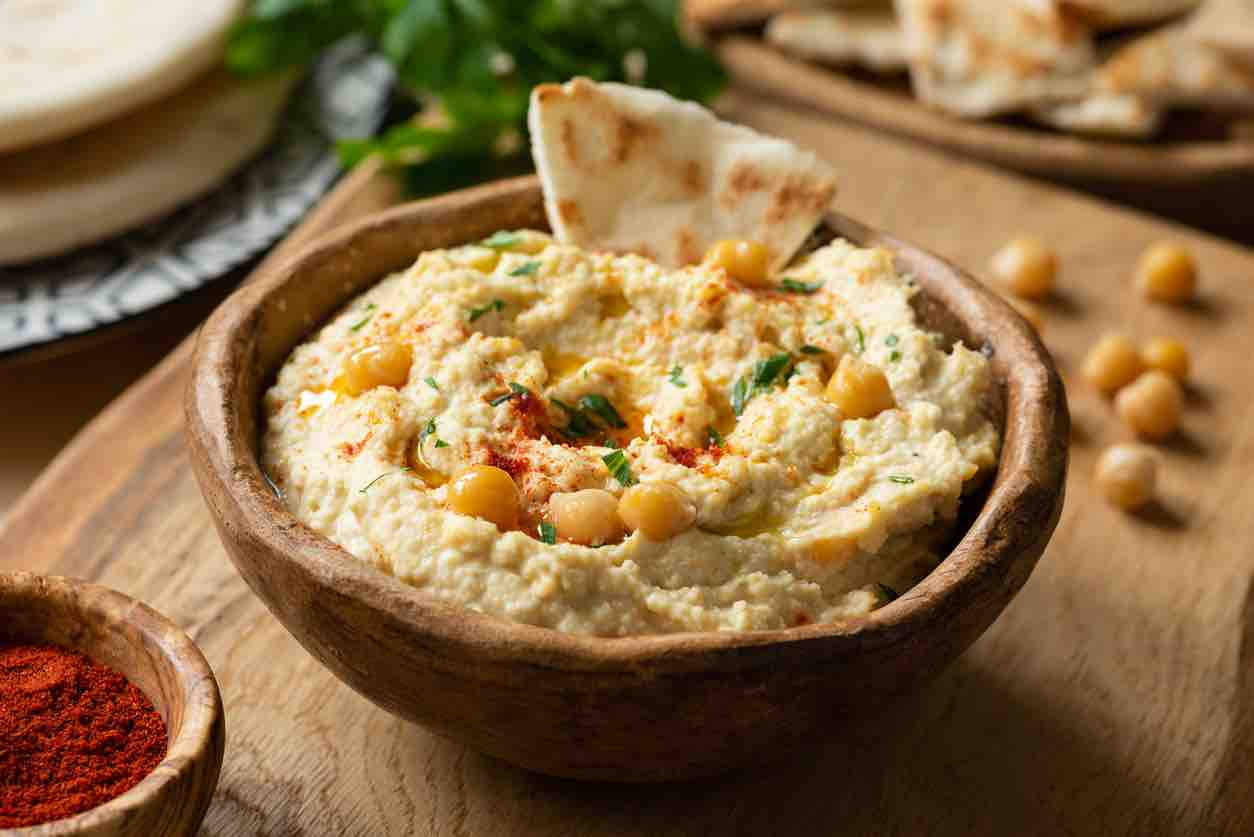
[4,90,1254,834]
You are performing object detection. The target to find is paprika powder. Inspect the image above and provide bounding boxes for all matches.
[0,642,167,828]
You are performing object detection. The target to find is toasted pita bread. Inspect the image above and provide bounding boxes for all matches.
[1058,0,1200,30]
[1188,0,1254,63]
[895,0,1096,118]
[689,0,890,30]
[0,0,244,153]
[766,8,908,73]
[528,78,837,272]
[1030,91,1163,136]
[1098,24,1254,108]
[0,70,292,266]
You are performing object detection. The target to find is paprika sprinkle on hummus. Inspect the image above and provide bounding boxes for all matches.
[0,642,167,829]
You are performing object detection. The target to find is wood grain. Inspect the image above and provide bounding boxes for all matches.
[2,91,1254,831]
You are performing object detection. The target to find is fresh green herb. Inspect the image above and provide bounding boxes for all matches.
[539,521,557,544]
[816,317,830,326]
[360,467,410,494]
[434,438,450,448]
[706,425,725,447]
[890,350,902,363]
[732,353,794,416]
[468,298,505,322]
[419,419,437,447]
[874,583,900,604]
[425,376,440,390]
[885,334,899,347]
[481,231,520,249]
[349,303,377,332]
[602,449,636,486]
[852,325,866,355]
[603,436,621,449]
[779,278,823,294]
[668,365,687,388]
[508,260,541,277]
[228,2,725,195]
[800,345,825,355]
[489,382,529,407]
[552,397,595,438]
[578,394,627,429]
[887,475,914,484]
[731,375,751,417]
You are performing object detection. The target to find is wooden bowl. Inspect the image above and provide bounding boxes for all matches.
[0,572,224,836]
[185,175,1068,782]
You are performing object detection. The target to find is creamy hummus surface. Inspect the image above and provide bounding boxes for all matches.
[261,231,999,636]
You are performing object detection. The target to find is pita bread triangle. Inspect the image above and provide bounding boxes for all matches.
[528,78,837,272]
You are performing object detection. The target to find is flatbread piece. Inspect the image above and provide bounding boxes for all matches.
[1058,0,1201,30]
[766,8,908,73]
[1098,24,1254,108]
[528,78,838,272]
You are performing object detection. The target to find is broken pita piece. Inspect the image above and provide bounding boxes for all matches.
[766,8,908,74]
[1030,91,1163,137]
[894,0,1096,118]
[1059,0,1200,31]
[528,78,838,272]
[1188,0,1254,64]
[1098,24,1254,109]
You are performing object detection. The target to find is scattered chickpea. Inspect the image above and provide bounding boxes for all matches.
[1115,370,1183,441]
[1082,334,1144,395]
[826,353,896,419]
[1095,444,1158,510]
[447,465,520,531]
[703,239,771,288]
[1005,297,1044,333]
[1141,337,1190,381]
[618,482,697,541]
[338,342,412,396]
[549,489,624,546]
[1136,241,1197,304]
[990,235,1057,300]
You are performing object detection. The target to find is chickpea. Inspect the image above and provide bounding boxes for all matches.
[1082,334,1143,395]
[826,353,895,419]
[1005,296,1044,333]
[703,239,770,288]
[338,342,412,396]
[1136,242,1197,304]
[549,489,624,546]
[1141,337,1190,381]
[618,482,697,541]
[1115,370,1183,441]
[1094,443,1158,510]
[989,235,1056,299]
[447,465,520,531]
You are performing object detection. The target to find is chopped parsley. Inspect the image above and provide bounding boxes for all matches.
[874,583,900,603]
[418,419,437,447]
[706,425,725,447]
[852,324,866,355]
[349,303,377,332]
[668,365,687,388]
[424,376,439,391]
[508,260,541,277]
[602,449,636,486]
[887,475,915,484]
[434,439,449,449]
[731,375,751,417]
[779,278,823,294]
[578,394,627,429]
[889,350,902,363]
[481,231,520,249]
[552,398,595,438]
[489,382,529,407]
[885,334,900,347]
[468,299,505,322]
[359,468,409,494]
[800,344,825,355]
[732,353,794,416]
[539,521,557,545]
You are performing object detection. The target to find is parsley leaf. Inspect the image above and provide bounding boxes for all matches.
[779,278,823,294]
[887,475,914,484]
[890,350,902,363]
[852,324,866,355]
[434,439,450,448]
[578,394,627,429]
[706,425,725,447]
[508,260,541,277]
[602,449,636,486]
[885,334,900,347]
[468,299,505,322]
[668,365,687,387]
[874,583,900,604]
[539,520,557,544]
[731,353,793,416]
[481,231,520,249]
[489,382,529,407]
[552,398,595,438]
[731,375,751,417]
[425,376,440,390]
[419,419,437,447]
[349,303,377,332]
[800,344,825,355]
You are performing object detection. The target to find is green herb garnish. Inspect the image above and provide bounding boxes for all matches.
[489,382,529,407]
[552,397,595,437]
[602,449,636,486]
[874,583,900,604]
[434,439,450,448]
[349,303,377,332]
[481,231,520,249]
[419,419,437,447]
[509,260,541,277]
[468,299,505,322]
[889,350,902,363]
[425,376,440,391]
[668,365,687,388]
[539,521,557,544]
[885,334,899,347]
[706,425,725,447]
[779,278,823,294]
[731,375,751,417]
[800,345,825,355]
[578,394,627,429]
[852,325,866,355]
[360,467,410,494]
[731,353,794,416]
[887,475,914,484]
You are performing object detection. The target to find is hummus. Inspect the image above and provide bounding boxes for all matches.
[261,231,999,636]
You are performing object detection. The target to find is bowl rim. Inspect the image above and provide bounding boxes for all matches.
[0,571,223,835]
[186,174,1068,675]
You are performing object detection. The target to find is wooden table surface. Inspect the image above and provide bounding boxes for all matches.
[4,90,1254,836]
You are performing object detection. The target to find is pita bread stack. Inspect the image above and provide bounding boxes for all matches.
[0,0,293,266]
[714,0,1254,141]
[529,78,837,271]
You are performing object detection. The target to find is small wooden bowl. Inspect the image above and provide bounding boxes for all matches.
[185,175,1068,781]
[0,572,224,835]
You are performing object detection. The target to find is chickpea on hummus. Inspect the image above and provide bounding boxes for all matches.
[261,230,999,636]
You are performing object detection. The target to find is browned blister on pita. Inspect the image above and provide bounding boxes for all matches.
[528,78,837,272]
[1098,24,1254,109]
[766,8,908,74]
[895,0,1096,118]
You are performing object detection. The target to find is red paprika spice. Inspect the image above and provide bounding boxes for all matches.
[0,642,167,828]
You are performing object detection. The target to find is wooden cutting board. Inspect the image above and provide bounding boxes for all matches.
[4,90,1254,836]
